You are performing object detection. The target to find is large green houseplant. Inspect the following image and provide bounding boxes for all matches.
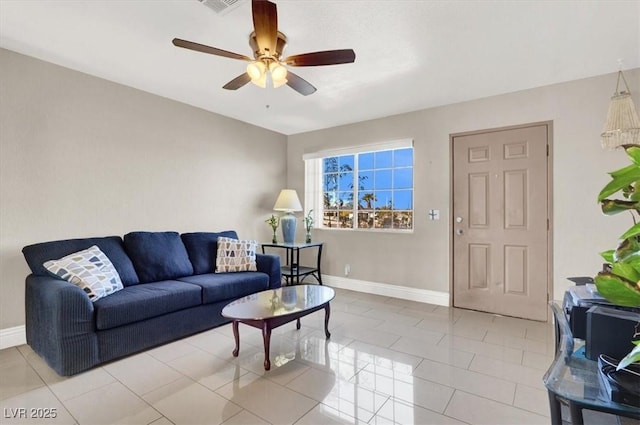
[595,145,640,369]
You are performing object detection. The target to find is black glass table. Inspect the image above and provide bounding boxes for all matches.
[221,285,335,370]
[544,302,640,424]
[261,242,323,285]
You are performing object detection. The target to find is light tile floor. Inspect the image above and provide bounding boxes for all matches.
[0,288,625,424]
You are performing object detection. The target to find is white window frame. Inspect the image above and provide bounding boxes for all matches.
[303,139,414,232]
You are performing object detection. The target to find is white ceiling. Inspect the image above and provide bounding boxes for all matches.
[1,0,639,135]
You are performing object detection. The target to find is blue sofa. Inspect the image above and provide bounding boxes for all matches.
[22,231,281,376]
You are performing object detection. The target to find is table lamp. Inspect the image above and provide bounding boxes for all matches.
[273,189,302,244]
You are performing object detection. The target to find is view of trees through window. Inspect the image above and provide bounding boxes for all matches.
[322,148,413,230]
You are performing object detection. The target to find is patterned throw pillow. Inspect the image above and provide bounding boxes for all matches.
[43,245,124,301]
[215,237,258,273]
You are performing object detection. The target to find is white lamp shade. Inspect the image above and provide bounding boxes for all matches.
[273,189,302,212]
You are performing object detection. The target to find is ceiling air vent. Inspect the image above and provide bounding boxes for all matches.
[198,0,247,16]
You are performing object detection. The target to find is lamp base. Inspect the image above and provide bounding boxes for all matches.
[280,212,297,244]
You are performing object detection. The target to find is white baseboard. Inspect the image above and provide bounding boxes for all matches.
[0,325,26,350]
[323,275,450,306]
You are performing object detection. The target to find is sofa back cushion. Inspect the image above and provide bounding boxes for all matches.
[181,231,238,275]
[22,236,139,286]
[124,231,193,283]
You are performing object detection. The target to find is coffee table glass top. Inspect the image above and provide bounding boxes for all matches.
[222,285,335,321]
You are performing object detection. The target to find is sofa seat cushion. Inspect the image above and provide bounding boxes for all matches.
[181,231,238,275]
[124,232,193,283]
[178,272,269,304]
[94,280,202,330]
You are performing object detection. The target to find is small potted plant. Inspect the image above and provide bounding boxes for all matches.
[266,214,279,243]
[304,210,314,243]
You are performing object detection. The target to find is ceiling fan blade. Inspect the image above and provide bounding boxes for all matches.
[172,38,251,61]
[286,71,317,96]
[252,0,278,55]
[222,73,252,90]
[283,49,356,67]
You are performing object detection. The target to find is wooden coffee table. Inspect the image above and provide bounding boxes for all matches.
[221,285,335,370]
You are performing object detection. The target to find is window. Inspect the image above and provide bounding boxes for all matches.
[304,140,414,231]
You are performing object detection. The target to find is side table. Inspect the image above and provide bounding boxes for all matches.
[261,242,323,285]
[544,302,640,424]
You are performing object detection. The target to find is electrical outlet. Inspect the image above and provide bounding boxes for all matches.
[345,264,351,276]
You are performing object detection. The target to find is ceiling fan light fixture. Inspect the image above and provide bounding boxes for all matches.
[173,0,355,95]
[272,78,288,88]
[269,62,287,83]
[246,61,266,80]
[251,72,267,88]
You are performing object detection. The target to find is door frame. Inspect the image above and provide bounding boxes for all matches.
[448,121,554,320]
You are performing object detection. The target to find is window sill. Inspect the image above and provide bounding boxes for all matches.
[314,227,414,235]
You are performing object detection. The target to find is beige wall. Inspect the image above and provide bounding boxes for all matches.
[2,45,637,332]
[288,68,640,301]
[0,48,287,330]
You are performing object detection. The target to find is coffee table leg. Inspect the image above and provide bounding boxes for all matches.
[262,321,272,371]
[324,303,331,338]
[232,320,240,357]
[296,318,301,330]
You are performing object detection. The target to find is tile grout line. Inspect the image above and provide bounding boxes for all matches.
[20,352,83,425]
[2,289,555,424]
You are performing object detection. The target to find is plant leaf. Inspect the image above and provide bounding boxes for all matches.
[629,181,640,201]
[626,146,640,166]
[598,168,640,202]
[594,273,640,307]
[611,262,640,282]
[600,199,640,215]
[620,223,640,240]
[621,255,640,276]
[614,236,640,262]
[617,342,640,370]
[616,250,640,264]
[600,249,615,263]
[609,163,638,178]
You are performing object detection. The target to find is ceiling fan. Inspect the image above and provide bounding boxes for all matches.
[172,0,356,96]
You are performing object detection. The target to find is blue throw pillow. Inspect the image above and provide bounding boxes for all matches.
[181,231,238,275]
[123,231,194,283]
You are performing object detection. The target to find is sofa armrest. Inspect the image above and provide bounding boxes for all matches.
[25,275,99,375]
[255,253,281,289]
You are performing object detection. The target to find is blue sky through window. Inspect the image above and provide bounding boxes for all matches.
[322,147,413,229]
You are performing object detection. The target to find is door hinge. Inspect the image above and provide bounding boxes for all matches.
[546,145,549,156]
[547,218,550,230]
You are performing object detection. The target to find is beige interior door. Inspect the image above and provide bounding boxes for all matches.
[452,124,550,321]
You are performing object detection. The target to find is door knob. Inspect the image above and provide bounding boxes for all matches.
[456,229,464,236]
[456,216,463,223]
